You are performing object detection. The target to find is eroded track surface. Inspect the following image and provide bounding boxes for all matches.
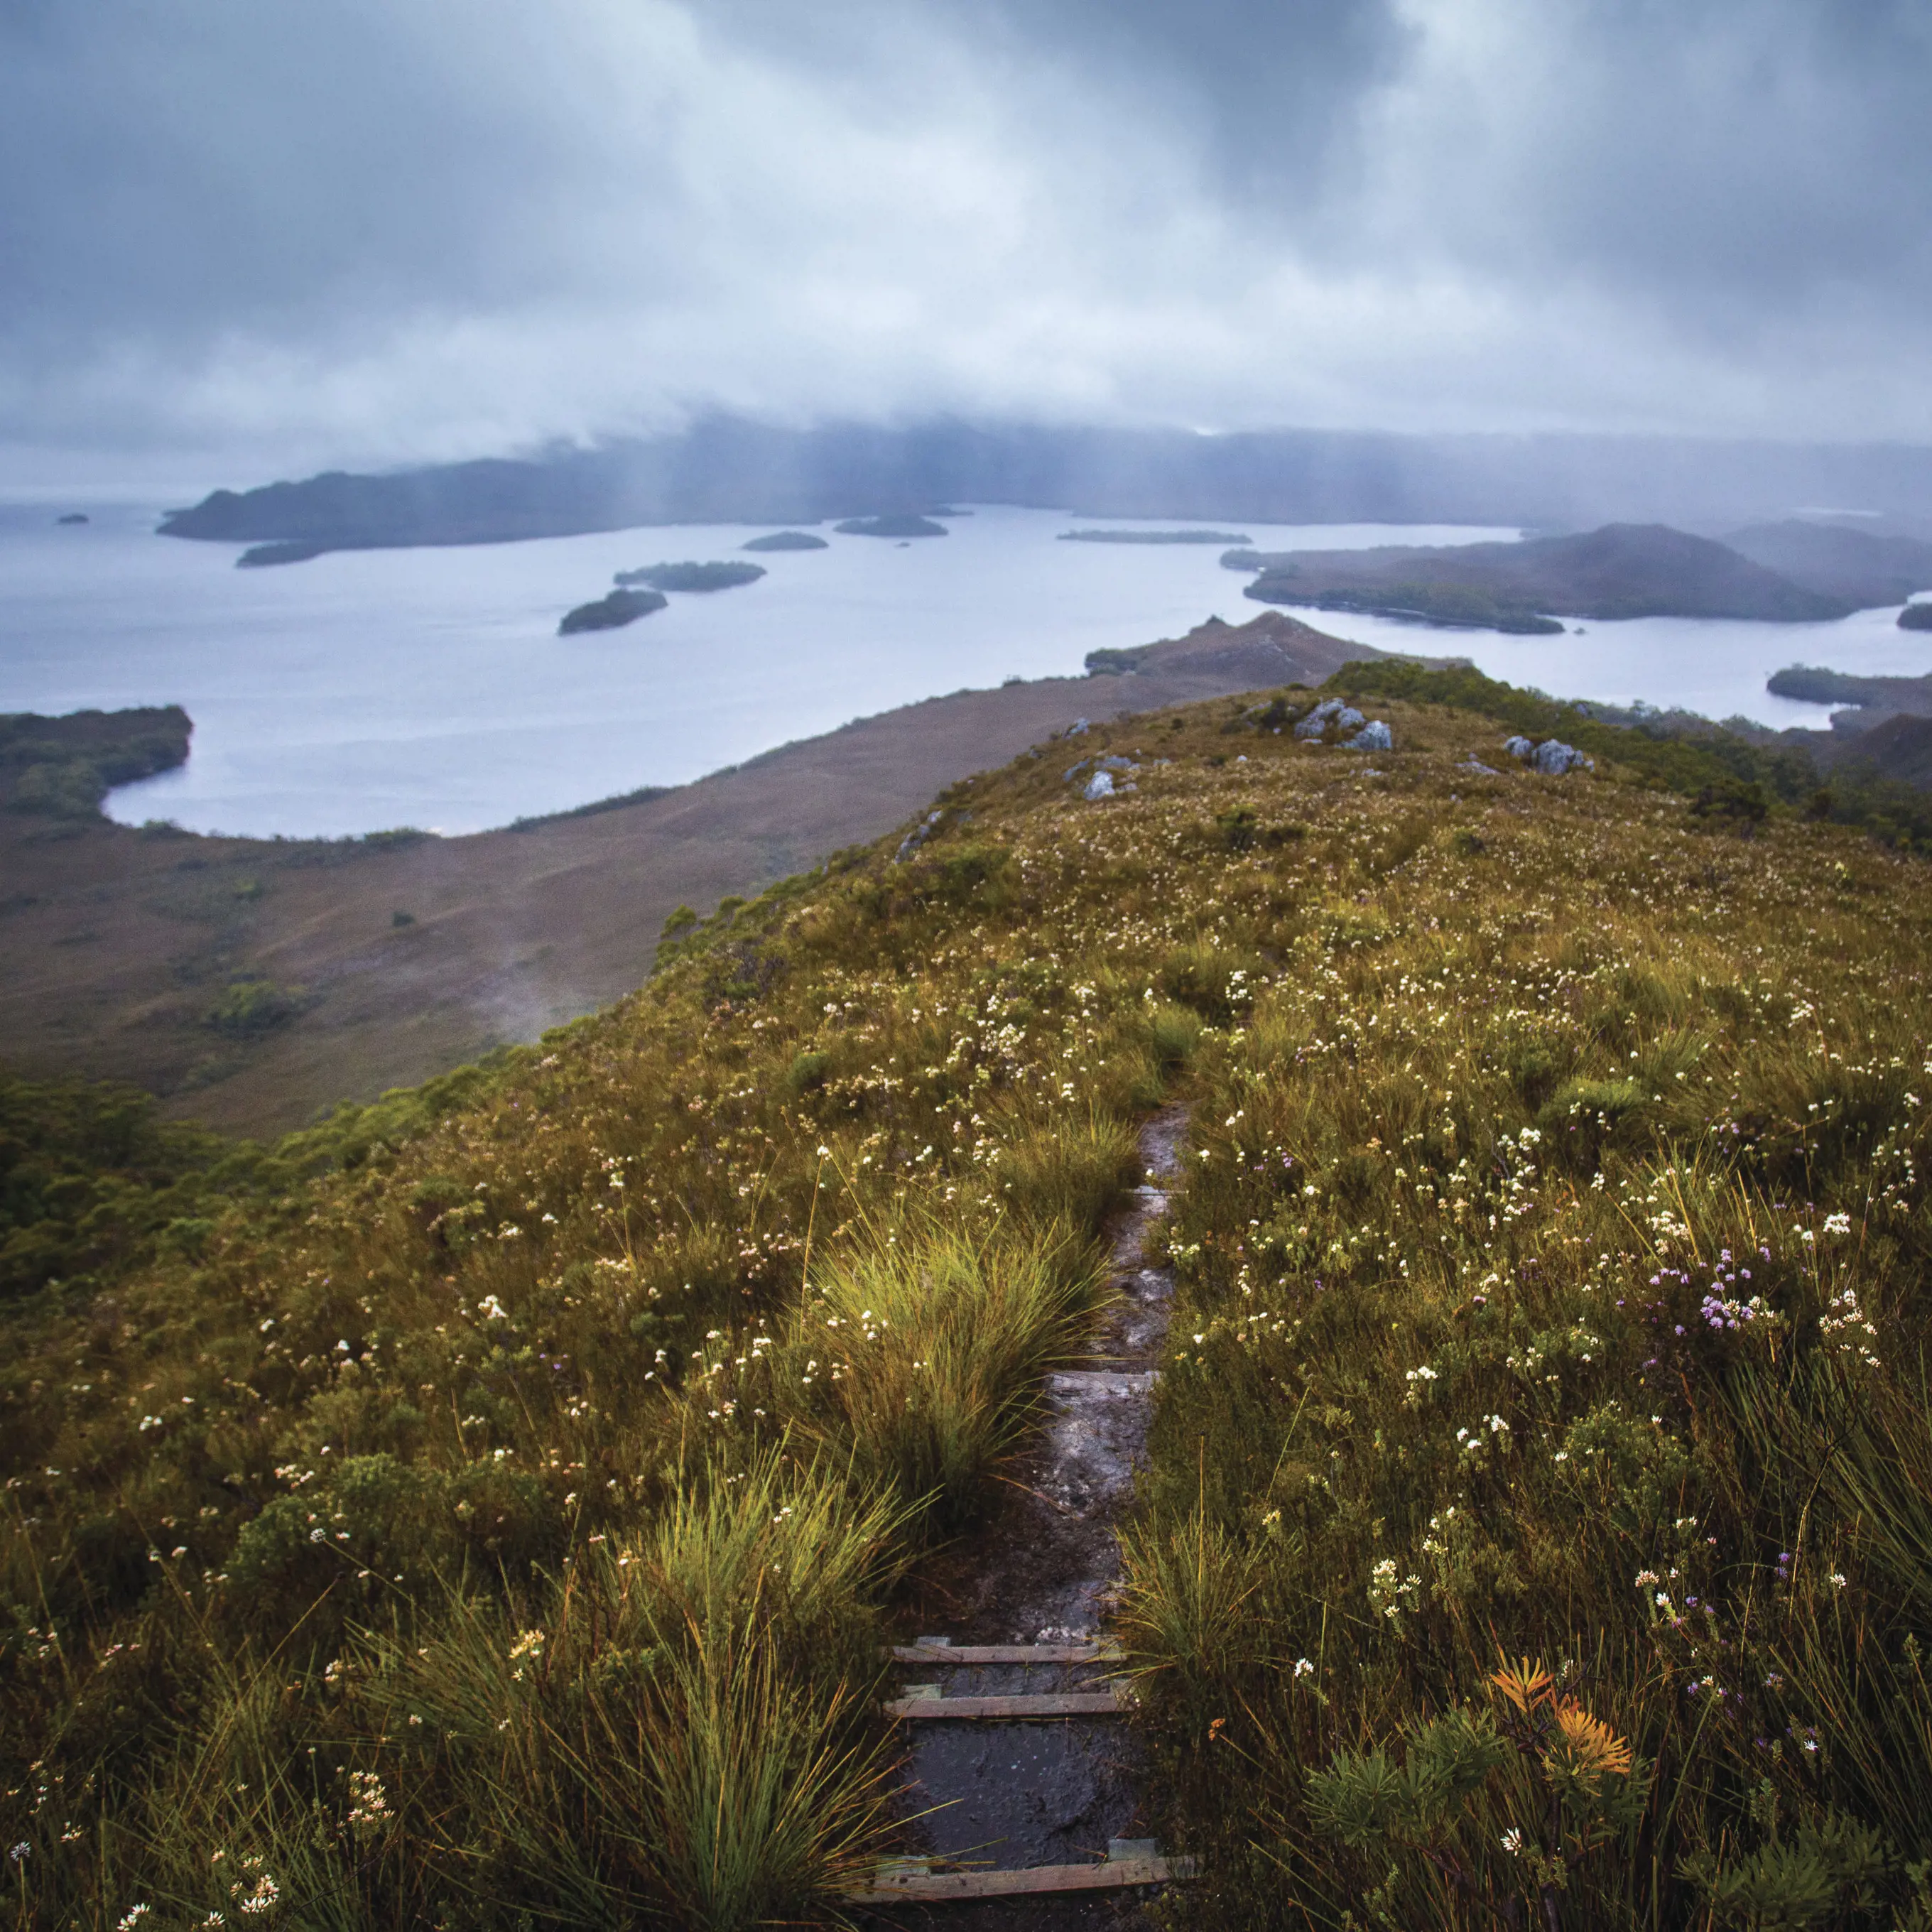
[867,1108,1188,1928]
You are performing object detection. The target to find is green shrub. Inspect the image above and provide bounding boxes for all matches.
[786,1048,831,1094]
[203,976,307,1037]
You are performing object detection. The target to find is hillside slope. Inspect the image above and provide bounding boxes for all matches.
[8,670,1932,1928]
[0,612,1379,1134]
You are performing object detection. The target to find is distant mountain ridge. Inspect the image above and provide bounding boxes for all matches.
[156,417,1932,553]
[1722,519,1932,608]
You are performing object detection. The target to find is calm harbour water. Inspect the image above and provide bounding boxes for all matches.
[1,496,1927,838]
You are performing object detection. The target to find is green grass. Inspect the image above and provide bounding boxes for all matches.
[9,675,1932,1926]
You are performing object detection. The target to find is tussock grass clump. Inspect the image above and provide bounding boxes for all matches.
[349,1453,901,1927]
[995,1109,1142,1230]
[801,1225,1106,1523]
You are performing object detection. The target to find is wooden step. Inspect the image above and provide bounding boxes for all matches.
[890,1641,1122,1665]
[885,1688,1127,1720]
[1048,1368,1159,1394]
[849,1843,1195,1901]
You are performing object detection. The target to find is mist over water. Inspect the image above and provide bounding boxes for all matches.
[2,499,1925,840]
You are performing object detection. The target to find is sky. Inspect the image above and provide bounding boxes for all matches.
[4,0,1931,478]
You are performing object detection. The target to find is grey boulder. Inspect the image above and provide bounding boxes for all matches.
[1533,739,1592,775]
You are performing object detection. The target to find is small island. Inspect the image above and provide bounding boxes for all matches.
[558,587,668,635]
[613,560,766,593]
[55,512,89,526]
[834,514,948,538]
[1060,528,1252,546]
[237,541,329,568]
[742,530,829,552]
[1902,602,1932,632]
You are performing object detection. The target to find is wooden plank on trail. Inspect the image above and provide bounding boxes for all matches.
[889,1642,1122,1664]
[847,1855,1195,1899]
[884,1690,1127,1720]
[1048,1369,1160,1393]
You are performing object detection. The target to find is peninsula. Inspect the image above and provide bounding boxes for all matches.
[1722,519,1932,608]
[1230,522,1860,629]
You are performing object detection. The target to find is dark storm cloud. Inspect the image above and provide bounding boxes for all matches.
[1,0,1929,464]
[0,6,688,343]
[1388,1,1932,314]
[972,0,1416,201]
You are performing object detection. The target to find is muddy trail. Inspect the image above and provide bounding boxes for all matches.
[856,1106,1192,1930]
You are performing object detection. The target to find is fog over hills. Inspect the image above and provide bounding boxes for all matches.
[158,420,1932,552]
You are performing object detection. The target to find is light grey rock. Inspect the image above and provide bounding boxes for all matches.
[1503,735,1536,761]
[894,808,944,862]
[1084,770,1116,801]
[1346,720,1393,751]
[1533,739,1593,775]
[1295,698,1345,739]
[1458,758,1500,776]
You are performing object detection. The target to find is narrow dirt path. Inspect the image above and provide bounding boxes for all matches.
[864,1105,1190,1928]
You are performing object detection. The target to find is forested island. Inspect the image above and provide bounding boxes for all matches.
[833,513,949,538]
[557,587,667,634]
[742,530,828,552]
[612,560,766,592]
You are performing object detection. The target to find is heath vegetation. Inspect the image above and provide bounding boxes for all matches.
[6,667,1932,1928]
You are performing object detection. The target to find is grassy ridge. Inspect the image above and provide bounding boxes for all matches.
[1340,658,1932,852]
[6,672,1932,1926]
